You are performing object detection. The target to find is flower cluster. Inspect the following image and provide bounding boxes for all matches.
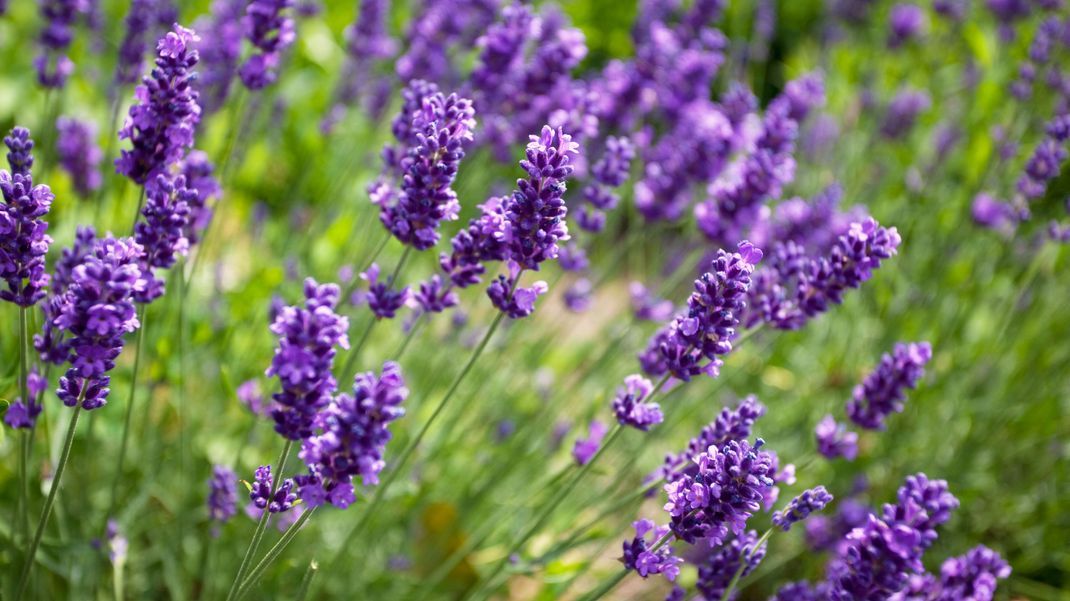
[117,25,202,185]
[35,226,97,365]
[847,341,932,430]
[639,242,762,381]
[35,0,79,88]
[249,465,297,513]
[358,263,410,320]
[1,129,54,308]
[621,519,681,581]
[815,415,859,460]
[772,486,834,531]
[56,117,103,198]
[658,396,766,483]
[194,0,246,113]
[612,374,662,431]
[3,368,46,429]
[208,465,239,526]
[266,279,349,440]
[693,531,768,601]
[133,174,197,303]
[663,438,777,545]
[115,0,156,85]
[379,90,477,250]
[239,0,296,89]
[572,419,607,465]
[298,361,408,508]
[178,151,222,245]
[577,135,636,232]
[52,236,146,410]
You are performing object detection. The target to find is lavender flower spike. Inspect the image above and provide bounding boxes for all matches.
[572,420,607,465]
[266,278,350,440]
[117,24,202,185]
[612,374,663,431]
[208,465,239,528]
[53,236,146,410]
[622,519,682,581]
[847,341,932,430]
[114,0,156,85]
[936,545,1011,600]
[298,361,408,508]
[3,368,46,429]
[772,486,834,531]
[56,117,103,197]
[2,128,54,307]
[239,0,296,90]
[36,0,78,88]
[815,415,858,460]
[249,465,297,513]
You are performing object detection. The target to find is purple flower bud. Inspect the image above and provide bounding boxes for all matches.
[3,368,46,429]
[36,0,78,88]
[612,374,663,431]
[249,465,297,513]
[56,117,103,197]
[571,419,607,465]
[887,4,926,48]
[694,530,768,600]
[239,0,295,90]
[359,263,411,319]
[815,415,859,460]
[208,465,239,525]
[773,486,834,531]
[115,0,156,85]
[622,519,682,581]
[847,342,932,430]
[1,131,54,307]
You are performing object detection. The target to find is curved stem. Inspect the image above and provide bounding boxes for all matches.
[17,306,29,543]
[15,404,83,600]
[224,439,294,601]
[234,506,317,599]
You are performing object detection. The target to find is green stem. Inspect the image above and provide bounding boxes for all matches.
[17,306,30,543]
[224,439,294,601]
[467,373,672,600]
[719,528,775,601]
[294,559,318,601]
[324,310,509,576]
[234,506,318,600]
[106,305,148,526]
[395,312,424,359]
[15,404,83,600]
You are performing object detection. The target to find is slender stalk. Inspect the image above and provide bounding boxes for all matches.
[339,245,413,379]
[324,310,509,576]
[17,306,30,543]
[224,439,294,601]
[106,305,148,526]
[129,187,146,234]
[719,528,775,601]
[15,404,83,600]
[294,559,319,601]
[234,506,318,599]
[467,373,673,600]
[395,312,424,359]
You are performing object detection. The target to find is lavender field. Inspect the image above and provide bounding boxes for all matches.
[1,0,1068,599]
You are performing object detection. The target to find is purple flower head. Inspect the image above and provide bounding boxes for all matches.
[622,519,682,581]
[770,72,826,123]
[266,278,350,440]
[1,144,55,307]
[380,92,477,250]
[56,117,103,197]
[439,197,508,288]
[117,24,201,185]
[237,379,271,417]
[115,0,156,85]
[239,0,295,90]
[805,497,871,553]
[847,342,932,430]
[4,368,47,429]
[563,277,592,312]
[663,438,777,545]
[299,362,408,508]
[935,545,1011,600]
[557,242,588,272]
[694,530,768,600]
[5,127,35,176]
[1019,139,1068,200]
[249,465,297,513]
[572,419,607,465]
[208,465,239,525]
[36,0,78,88]
[34,227,97,365]
[630,282,675,322]
[500,125,579,271]
[470,3,535,104]
[593,136,636,187]
[53,236,146,410]
[816,415,859,460]
[659,396,767,485]
[359,263,411,319]
[413,275,458,314]
[880,89,930,140]
[933,0,968,20]
[612,374,663,431]
[487,272,548,319]
[178,151,221,245]
[640,242,762,381]
[773,486,834,531]
[133,174,197,303]
[193,0,246,113]
[887,4,925,48]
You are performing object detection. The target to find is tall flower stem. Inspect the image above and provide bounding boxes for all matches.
[15,403,84,600]
[105,304,148,527]
[17,306,30,543]
[294,559,318,601]
[234,506,318,599]
[719,528,775,601]
[324,309,509,577]
[224,439,294,601]
[466,373,673,600]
